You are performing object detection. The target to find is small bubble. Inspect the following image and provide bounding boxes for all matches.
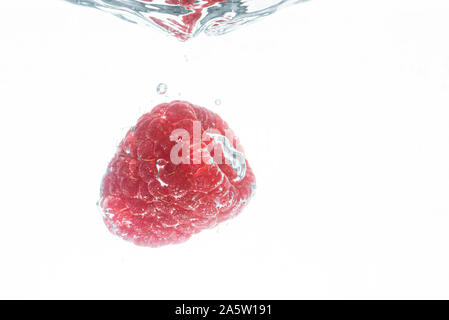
[215,99,222,106]
[157,83,167,95]
[251,183,257,197]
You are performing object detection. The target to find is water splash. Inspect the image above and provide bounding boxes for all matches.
[207,133,246,182]
[65,0,308,41]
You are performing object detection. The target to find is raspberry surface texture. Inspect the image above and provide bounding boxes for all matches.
[99,100,256,247]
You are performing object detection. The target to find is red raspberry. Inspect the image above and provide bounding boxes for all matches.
[99,101,256,247]
[142,0,226,41]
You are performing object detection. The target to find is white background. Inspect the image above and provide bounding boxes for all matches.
[1,0,449,299]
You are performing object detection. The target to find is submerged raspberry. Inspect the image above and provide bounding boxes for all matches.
[99,100,256,247]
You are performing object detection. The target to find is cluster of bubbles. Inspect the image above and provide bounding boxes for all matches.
[156,83,221,107]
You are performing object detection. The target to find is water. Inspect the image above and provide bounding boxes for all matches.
[65,0,307,41]
[207,133,247,182]
[157,82,167,94]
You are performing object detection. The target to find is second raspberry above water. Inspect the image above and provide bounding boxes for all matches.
[99,100,256,247]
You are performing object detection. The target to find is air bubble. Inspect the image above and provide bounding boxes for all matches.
[215,99,222,106]
[157,83,167,95]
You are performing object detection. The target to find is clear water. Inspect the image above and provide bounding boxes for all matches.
[65,0,307,40]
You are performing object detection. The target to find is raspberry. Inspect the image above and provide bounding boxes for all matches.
[99,101,256,247]
[143,0,226,41]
